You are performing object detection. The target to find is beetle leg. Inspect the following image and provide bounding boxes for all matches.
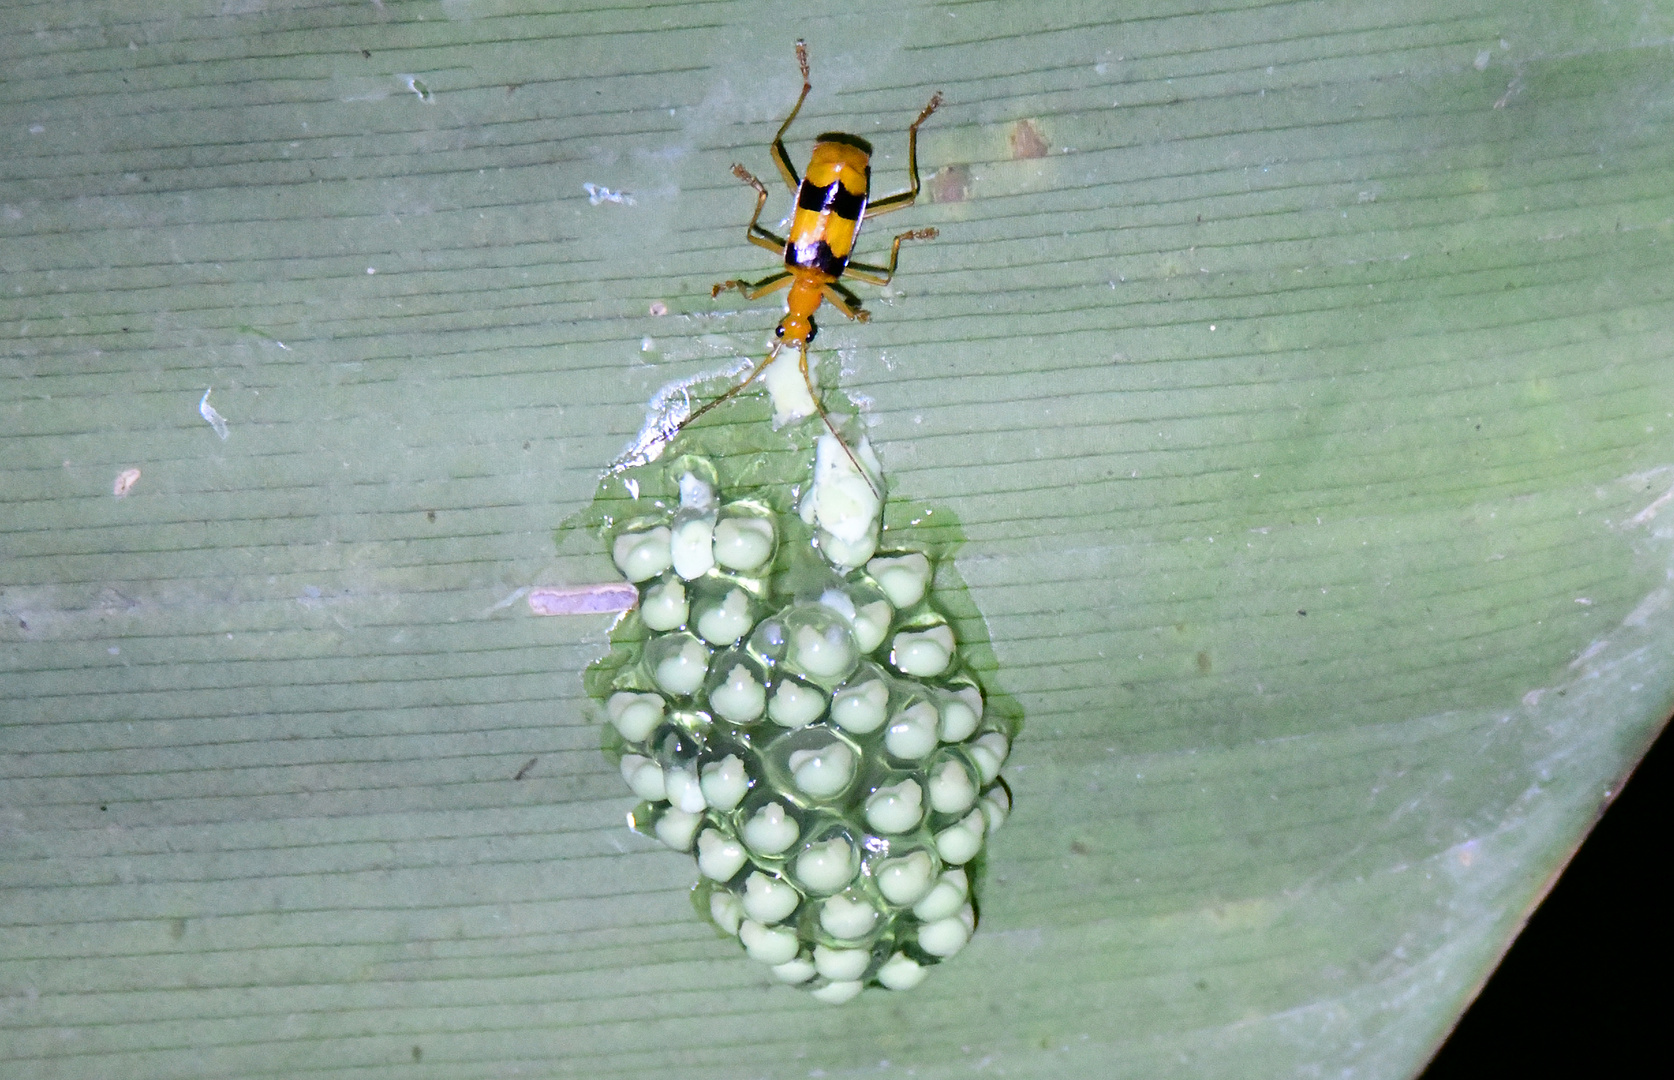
[729,165,788,254]
[819,282,871,322]
[845,227,939,286]
[712,270,794,301]
[768,40,814,191]
[865,91,943,216]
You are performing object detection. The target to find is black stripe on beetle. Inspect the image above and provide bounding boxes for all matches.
[797,180,866,222]
[786,238,851,277]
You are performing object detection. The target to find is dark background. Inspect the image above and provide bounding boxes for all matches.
[1419,711,1669,1076]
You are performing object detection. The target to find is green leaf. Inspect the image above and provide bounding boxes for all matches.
[2,2,1670,1078]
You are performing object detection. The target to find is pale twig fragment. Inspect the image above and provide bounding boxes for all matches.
[528,583,639,615]
[1624,482,1674,528]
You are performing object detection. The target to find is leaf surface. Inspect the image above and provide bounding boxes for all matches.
[3,2,1672,1077]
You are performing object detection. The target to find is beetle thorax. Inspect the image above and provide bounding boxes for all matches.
[777,277,826,344]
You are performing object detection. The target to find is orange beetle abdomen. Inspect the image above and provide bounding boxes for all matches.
[785,137,872,278]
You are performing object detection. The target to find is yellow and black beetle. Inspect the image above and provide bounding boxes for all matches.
[682,40,942,447]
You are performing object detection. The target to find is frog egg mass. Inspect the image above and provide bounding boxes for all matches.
[588,445,1013,1001]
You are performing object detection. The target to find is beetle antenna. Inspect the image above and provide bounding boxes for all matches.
[676,345,781,434]
[799,343,881,500]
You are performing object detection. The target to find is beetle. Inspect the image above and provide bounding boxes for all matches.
[680,40,942,458]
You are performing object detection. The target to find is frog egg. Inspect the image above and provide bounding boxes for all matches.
[813,943,871,981]
[787,739,856,799]
[979,782,1011,833]
[793,834,857,895]
[850,598,893,654]
[866,552,930,609]
[782,606,859,684]
[927,756,978,816]
[739,920,800,965]
[709,889,744,935]
[612,526,673,583]
[802,434,882,551]
[766,678,827,729]
[664,764,706,814]
[864,779,924,835]
[741,801,801,856]
[917,905,974,958]
[873,849,938,907]
[606,691,664,742]
[818,891,879,940]
[742,872,802,924]
[646,633,711,697]
[746,616,789,665]
[818,528,878,570]
[649,722,705,770]
[885,701,940,761]
[937,686,983,743]
[818,584,893,652]
[875,951,928,991]
[697,829,748,881]
[890,624,955,678]
[695,587,754,646]
[772,956,818,984]
[933,808,987,865]
[713,513,776,572]
[811,979,864,1004]
[619,754,666,801]
[708,662,766,724]
[672,459,720,510]
[968,732,1010,784]
[652,806,701,851]
[829,677,889,735]
[670,513,717,580]
[699,755,750,811]
[817,587,856,623]
[638,576,688,632]
[912,868,968,922]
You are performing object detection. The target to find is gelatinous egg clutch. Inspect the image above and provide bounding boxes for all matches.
[594,443,1011,1003]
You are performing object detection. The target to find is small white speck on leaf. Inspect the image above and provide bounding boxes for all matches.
[583,182,636,206]
[199,389,229,440]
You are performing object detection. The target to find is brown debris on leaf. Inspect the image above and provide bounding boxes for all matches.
[1008,119,1049,160]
